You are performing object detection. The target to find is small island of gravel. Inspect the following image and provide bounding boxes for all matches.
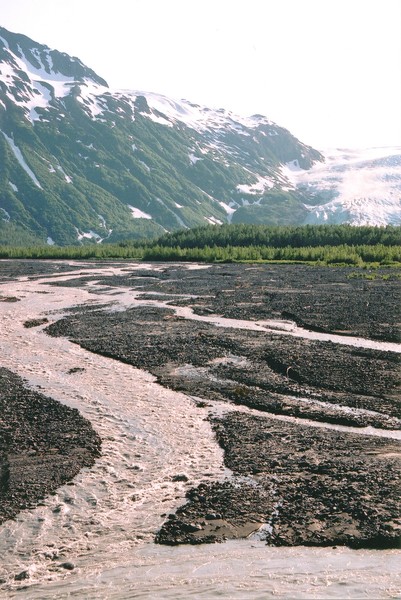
[0,368,101,524]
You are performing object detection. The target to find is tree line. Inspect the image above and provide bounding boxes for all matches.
[134,223,401,250]
[0,224,400,267]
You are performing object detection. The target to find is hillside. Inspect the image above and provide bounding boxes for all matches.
[0,25,323,245]
[1,26,400,246]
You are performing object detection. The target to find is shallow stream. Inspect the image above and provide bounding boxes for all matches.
[0,261,400,598]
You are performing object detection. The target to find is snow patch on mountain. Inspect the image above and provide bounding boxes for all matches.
[5,45,75,97]
[56,164,72,183]
[236,174,275,195]
[218,201,236,223]
[0,208,10,221]
[1,54,55,122]
[76,80,110,119]
[218,201,236,214]
[204,216,223,225]
[128,205,152,219]
[136,92,275,134]
[97,215,113,238]
[0,35,109,123]
[189,152,202,165]
[2,132,42,188]
[144,111,173,128]
[139,160,151,172]
[98,215,107,228]
[75,228,102,242]
[111,90,278,143]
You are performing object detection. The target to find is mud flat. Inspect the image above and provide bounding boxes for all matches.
[43,262,401,548]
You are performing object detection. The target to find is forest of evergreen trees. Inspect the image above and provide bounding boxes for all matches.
[143,223,401,250]
[0,224,400,267]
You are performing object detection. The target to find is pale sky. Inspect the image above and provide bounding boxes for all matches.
[1,0,400,150]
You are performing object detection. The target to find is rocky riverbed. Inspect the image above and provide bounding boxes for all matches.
[156,412,401,547]
[40,262,401,548]
[0,367,101,525]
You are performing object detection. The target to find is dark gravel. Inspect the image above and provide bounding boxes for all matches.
[0,368,101,524]
[43,262,401,548]
[81,263,401,342]
[157,412,401,548]
[46,305,401,429]
[1,260,400,548]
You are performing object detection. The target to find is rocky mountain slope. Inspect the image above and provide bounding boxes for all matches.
[0,26,399,245]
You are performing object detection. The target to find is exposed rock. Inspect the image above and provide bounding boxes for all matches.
[59,562,75,571]
[23,318,49,328]
[172,474,189,482]
[14,571,29,581]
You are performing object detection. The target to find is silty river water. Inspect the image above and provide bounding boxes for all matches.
[0,262,400,599]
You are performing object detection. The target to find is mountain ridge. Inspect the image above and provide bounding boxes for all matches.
[0,25,399,246]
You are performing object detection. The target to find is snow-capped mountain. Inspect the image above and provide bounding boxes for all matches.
[0,26,399,246]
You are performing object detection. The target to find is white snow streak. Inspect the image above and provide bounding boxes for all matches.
[56,164,72,183]
[127,205,152,219]
[204,216,223,225]
[189,152,202,165]
[0,208,10,221]
[2,132,42,188]
[75,228,102,242]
